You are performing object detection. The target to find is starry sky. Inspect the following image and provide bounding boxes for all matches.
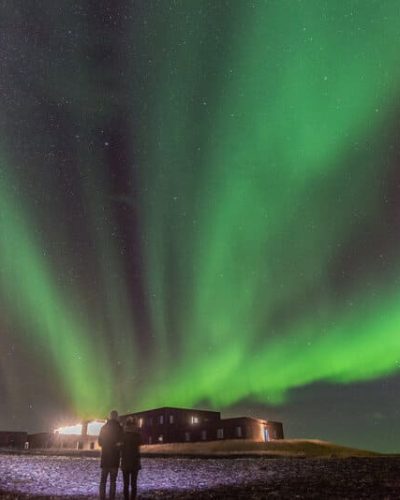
[1,0,400,453]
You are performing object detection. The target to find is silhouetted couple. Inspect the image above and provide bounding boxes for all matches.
[99,410,141,500]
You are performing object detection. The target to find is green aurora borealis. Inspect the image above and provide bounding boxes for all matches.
[1,1,400,449]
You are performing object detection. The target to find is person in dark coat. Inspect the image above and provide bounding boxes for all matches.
[98,410,123,500]
[121,417,141,500]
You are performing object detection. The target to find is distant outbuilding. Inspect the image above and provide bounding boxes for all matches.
[0,431,27,449]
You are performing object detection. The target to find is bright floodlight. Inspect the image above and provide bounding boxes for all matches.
[87,421,104,436]
[54,423,83,435]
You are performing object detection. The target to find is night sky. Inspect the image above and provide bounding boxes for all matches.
[1,0,400,453]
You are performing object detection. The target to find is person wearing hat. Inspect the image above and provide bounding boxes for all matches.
[98,410,123,500]
[121,416,141,500]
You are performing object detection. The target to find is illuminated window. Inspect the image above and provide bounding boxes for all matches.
[235,426,242,438]
[201,430,207,440]
[169,415,174,424]
[184,432,191,442]
[138,418,143,428]
[159,415,164,424]
[217,428,224,439]
[158,435,163,442]
[191,416,199,424]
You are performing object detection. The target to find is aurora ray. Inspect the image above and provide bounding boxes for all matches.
[1,0,400,451]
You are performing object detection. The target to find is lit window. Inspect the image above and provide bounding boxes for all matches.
[201,430,207,440]
[158,435,163,442]
[184,432,191,442]
[235,426,242,438]
[217,428,224,439]
[138,418,143,428]
[159,415,164,424]
[169,415,174,424]
[191,416,199,424]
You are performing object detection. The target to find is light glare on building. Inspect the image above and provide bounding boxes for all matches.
[87,421,105,436]
[54,420,105,437]
[54,424,83,435]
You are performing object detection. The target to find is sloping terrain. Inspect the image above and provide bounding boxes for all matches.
[140,438,380,458]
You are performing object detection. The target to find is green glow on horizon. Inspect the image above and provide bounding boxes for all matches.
[1,1,400,418]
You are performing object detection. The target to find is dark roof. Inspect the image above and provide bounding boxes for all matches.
[121,406,220,417]
[27,432,53,437]
[218,417,282,426]
[220,416,267,425]
[0,431,27,435]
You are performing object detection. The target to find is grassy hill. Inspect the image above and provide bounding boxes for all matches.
[140,438,380,458]
[1,438,381,459]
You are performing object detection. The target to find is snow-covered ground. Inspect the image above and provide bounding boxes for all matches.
[1,453,400,499]
[0,453,266,497]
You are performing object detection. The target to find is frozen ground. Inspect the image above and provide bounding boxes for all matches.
[1,453,400,499]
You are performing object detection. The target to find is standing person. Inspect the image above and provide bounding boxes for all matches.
[121,417,141,500]
[98,410,123,500]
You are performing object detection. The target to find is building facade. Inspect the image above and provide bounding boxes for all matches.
[121,407,284,445]
[26,407,284,450]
